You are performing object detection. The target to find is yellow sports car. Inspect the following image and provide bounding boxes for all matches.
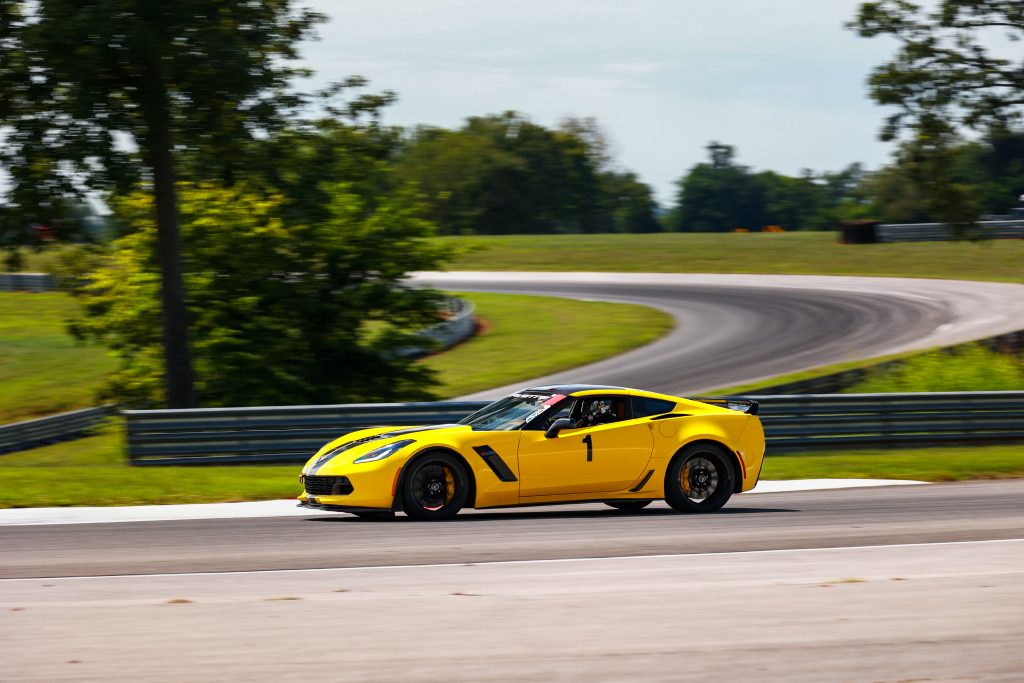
[298,384,765,520]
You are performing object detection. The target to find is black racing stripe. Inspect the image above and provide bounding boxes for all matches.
[309,424,462,475]
[472,445,518,483]
[630,470,655,492]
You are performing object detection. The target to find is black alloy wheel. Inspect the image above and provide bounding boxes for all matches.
[665,443,735,513]
[401,452,470,521]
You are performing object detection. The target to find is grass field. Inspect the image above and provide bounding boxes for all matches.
[1,423,1020,508]
[763,444,1024,482]
[11,233,1024,283]
[0,425,299,508]
[0,292,116,422]
[424,292,671,397]
[0,291,671,422]
[439,232,1024,283]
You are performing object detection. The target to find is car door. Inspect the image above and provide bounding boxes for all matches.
[517,396,653,497]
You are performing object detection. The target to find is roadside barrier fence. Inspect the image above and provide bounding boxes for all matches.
[0,273,57,292]
[0,406,116,455]
[877,219,1024,242]
[117,391,1024,465]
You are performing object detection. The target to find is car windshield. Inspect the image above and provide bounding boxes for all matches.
[458,393,564,431]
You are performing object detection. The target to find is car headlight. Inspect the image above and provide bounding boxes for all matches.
[352,439,415,464]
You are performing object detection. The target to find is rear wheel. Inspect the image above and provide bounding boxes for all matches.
[665,443,735,513]
[604,501,652,512]
[401,452,470,521]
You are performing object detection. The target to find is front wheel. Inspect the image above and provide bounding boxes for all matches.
[665,443,735,513]
[401,452,470,521]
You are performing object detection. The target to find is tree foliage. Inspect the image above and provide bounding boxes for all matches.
[394,112,660,234]
[0,0,324,407]
[672,143,868,232]
[849,1,1024,232]
[850,1,1023,141]
[60,183,446,407]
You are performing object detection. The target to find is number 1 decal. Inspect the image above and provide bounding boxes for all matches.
[582,434,593,462]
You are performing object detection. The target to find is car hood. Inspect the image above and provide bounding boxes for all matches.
[301,423,473,474]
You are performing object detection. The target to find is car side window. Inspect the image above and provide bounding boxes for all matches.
[631,396,676,418]
[576,395,629,428]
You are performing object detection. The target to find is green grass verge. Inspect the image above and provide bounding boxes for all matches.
[705,348,926,395]
[708,343,1024,396]
[847,344,1023,393]
[764,444,1024,482]
[423,292,672,397]
[0,292,116,422]
[439,232,1024,283]
[0,291,670,423]
[0,425,299,508]
[2,423,1020,508]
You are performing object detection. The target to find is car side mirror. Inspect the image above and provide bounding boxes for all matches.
[545,418,575,439]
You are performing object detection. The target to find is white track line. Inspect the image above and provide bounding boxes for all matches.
[2,537,1018,582]
[0,479,925,527]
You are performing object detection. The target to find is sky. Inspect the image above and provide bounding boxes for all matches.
[300,0,901,204]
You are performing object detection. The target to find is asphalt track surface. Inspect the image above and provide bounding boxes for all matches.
[3,480,1022,579]
[3,482,1024,682]
[412,272,1024,398]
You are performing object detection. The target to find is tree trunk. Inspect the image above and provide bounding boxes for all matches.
[148,132,198,408]
[138,67,198,409]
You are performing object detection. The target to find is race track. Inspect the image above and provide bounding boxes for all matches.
[3,480,1022,579]
[412,272,1024,398]
[3,482,1024,682]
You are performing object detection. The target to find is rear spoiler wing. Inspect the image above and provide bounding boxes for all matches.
[692,398,759,416]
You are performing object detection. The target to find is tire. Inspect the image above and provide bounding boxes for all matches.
[400,451,470,521]
[665,443,735,513]
[604,500,653,512]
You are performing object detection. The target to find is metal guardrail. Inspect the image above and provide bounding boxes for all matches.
[0,405,116,455]
[123,401,489,465]
[877,219,1024,243]
[734,391,1024,450]
[398,298,477,357]
[0,273,57,292]
[122,391,1024,465]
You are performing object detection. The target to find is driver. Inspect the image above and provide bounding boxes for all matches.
[579,398,618,427]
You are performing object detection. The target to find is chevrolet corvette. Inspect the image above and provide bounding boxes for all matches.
[298,384,765,520]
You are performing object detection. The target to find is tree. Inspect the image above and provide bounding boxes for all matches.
[849,1,1024,232]
[0,1,323,407]
[231,78,405,229]
[674,143,766,231]
[596,171,662,233]
[60,183,447,408]
[850,1,1023,139]
[395,112,618,234]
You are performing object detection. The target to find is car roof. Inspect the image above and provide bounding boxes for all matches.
[522,384,628,396]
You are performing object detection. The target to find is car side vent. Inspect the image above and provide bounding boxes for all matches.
[650,413,691,420]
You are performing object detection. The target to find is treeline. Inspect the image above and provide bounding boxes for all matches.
[670,134,1024,233]
[13,103,1023,242]
[281,110,1024,235]
[394,113,660,234]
